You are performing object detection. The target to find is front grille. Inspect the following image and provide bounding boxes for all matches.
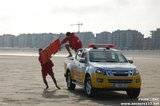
[108,79,132,83]
[113,73,128,76]
[107,70,132,76]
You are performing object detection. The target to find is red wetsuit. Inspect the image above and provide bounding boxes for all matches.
[39,56,54,77]
[61,33,82,52]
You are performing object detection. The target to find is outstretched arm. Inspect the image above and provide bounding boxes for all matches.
[61,37,68,45]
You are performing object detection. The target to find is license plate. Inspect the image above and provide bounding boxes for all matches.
[113,83,128,88]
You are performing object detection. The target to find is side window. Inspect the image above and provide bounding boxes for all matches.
[81,52,85,58]
[118,53,127,63]
[75,49,83,61]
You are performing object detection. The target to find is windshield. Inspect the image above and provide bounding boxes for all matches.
[89,50,128,63]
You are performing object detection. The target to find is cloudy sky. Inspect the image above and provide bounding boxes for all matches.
[0,0,159,37]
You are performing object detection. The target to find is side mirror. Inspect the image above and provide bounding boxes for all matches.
[79,58,86,63]
[128,60,133,64]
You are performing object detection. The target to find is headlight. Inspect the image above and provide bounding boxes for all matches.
[133,69,139,75]
[95,68,106,75]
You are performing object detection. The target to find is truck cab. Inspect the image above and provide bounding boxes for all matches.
[64,44,141,98]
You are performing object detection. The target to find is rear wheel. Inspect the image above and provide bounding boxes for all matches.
[126,88,140,99]
[66,71,76,90]
[84,76,95,97]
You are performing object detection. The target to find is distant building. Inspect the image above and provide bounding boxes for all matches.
[143,37,152,50]
[77,32,95,47]
[2,34,15,47]
[17,34,30,48]
[112,30,144,50]
[13,37,18,47]
[16,33,58,48]
[96,32,112,44]
[0,35,3,47]
[1,30,160,50]
[151,28,160,49]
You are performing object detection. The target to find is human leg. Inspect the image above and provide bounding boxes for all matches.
[65,44,72,57]
[41,70,49,89]
[49,71,60,89]
[42,75,49,89]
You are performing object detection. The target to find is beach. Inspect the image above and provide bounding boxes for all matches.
[0,51,160,106]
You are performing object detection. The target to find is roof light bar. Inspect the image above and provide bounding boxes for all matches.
[88,44,115,49]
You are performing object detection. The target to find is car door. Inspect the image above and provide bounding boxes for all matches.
[72,49,82,82]
[78,52,87,85]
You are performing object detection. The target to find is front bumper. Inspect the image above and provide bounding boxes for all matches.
[91,73,141,89]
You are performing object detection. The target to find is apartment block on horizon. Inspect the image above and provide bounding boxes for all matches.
[0,34,15,47]
[151,28,160,49]
[112,30,144,50]
[96,31,112,44]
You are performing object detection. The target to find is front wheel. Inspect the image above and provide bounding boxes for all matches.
[66,71,76,90]
[84,76,95,97]
[126,88,140,99]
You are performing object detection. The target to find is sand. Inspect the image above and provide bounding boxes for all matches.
[0,52,160,106]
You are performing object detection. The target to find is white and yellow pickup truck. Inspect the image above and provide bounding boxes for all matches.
[64,44,141,98]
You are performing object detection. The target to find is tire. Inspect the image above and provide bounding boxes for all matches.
[66,71,76,90]
[126,88,140,99]
[84,75,95,97]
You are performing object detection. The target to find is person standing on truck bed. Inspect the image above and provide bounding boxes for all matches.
[61,32,83,57]
[38,48,60,90]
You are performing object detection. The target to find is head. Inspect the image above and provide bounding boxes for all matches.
[39,48,43,54]
[66,32,71,37]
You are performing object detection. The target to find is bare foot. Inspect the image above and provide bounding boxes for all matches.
[45,86,49,90]
[56,86,61,89]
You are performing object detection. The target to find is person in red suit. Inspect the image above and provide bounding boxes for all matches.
[61,32,82,57]
[38,48,60,89]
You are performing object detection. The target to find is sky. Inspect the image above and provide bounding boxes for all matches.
[0,0,160,37]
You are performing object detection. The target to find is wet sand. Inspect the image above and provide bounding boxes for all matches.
[0,53,160,106]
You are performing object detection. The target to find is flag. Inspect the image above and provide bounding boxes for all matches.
[40,39,60,64]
